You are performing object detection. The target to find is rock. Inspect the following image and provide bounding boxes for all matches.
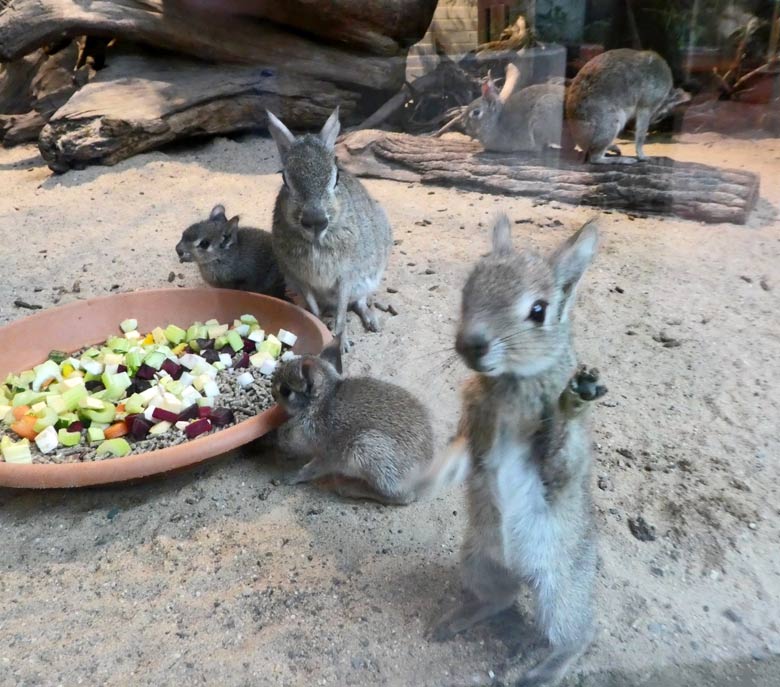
[386,286,398,293]
[760,277,771,291]
[168,271,176,282]
[628,515,657,542]
[616,447,635,461]
[740,275,753,283]
[597,476,612,491]
[650,566,664,577]
[723,609,742,623]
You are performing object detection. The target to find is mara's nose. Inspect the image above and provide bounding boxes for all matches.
[175,243,184,257]
[456,331,491,369]
[300,210,328,234]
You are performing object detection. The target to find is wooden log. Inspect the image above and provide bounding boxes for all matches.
[336,131,760,225]
[0,0,415,91]
[39,54,360,172]
[1,42,85,145]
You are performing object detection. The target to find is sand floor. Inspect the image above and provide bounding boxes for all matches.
[0,130,778,687]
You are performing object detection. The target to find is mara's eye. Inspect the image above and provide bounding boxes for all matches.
[528,300,547,324]
[279,383,291,398]
[334,168,340,186]
[198,239,211,250]
[470,108,482,119]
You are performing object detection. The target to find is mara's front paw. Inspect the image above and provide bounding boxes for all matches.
[560,365,607,415]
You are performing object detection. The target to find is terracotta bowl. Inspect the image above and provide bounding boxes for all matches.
[0,288,331,489]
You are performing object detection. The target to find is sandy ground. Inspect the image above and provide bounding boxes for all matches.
[0,130,778,687]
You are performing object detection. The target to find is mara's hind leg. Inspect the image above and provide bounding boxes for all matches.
[586,112,636,165]
[633,107,653,160]
[351,296,380,333]
[510,561,595,686]
[429,548,521,641]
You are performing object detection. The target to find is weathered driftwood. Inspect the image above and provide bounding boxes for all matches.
[336,131,760,224]
[0,42,85,144]
[0,0,435,60]
[39,54,360,172]
[0,0,406,93]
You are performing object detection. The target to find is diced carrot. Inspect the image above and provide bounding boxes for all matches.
[40,378,55,390]
[12,405,30,421]
[11,414,38,440]
[115,403,126,413]
[104,421,128,439]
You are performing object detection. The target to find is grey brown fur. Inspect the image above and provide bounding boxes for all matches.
[267,107,392,349]
[176,204,286,299]
[464,63,565,153]
[431,215,601,686]
[271,339,434,505]
[565,48,675,164]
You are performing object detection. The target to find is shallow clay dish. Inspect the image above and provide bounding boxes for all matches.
[0,288,330,489]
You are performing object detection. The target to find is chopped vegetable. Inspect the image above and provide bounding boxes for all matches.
[87,426,105,444]
[185,417,212,439]
[34,425,58,454]
[96,437,131,457]
[104,421,129,439]
[57,428,81,447]
[120,318,138,333]
[1,436,32,463]
[11,415,38,440]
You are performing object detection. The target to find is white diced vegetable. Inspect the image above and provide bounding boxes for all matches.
[120,318,138,333]
[175,421,189,431]
[179,371,194,388]
[234,324,250,337]
[143,405,158,422]
[280,351,298,362]
[34,425,59,454]
[277,329,298,347]
[79,396,104,410]
[102,353,124,366]
[218,353,233,367]
[249,351,272,368]
[138,386,159,403]
[181,386,201,406]
[247,329,265,343]
[61,376,85,390]
[30,401,47,414]
[149,421,172,435]
[236,372,254,388]
[62,357,81,370]
[203,380,220,398]
[259,358,277,375]
[81,359,103,376]
[179,353,206,370]
[103,363,119,376]
[125,330,142,340]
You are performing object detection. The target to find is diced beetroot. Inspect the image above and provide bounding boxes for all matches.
[152,407,179,423]
[178,404,199,421]
[196,338,215,350]
[209,407,235,427]
[198,406,211,419]
[242,339,256,352]
[135,363,156,380]
[68,421,85,433]
[85,380,105,392]
[129,378,152,394]
[160,358,183,379]
[129,416,152,439]
[235,352,250,369]
[201,349,219,364]
[117,364,128,373]
[185,417,212,439]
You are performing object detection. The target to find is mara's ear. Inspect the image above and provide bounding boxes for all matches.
[319,336,343,374]
[550,219,599,319]
[320,106,341,150]
[221,216,239,248]
[490,213,513,255]
[266,110,295,162]
[499,62,521,103]
[209,204,226,221]
[300,358,317,390]
[481,71,499,102]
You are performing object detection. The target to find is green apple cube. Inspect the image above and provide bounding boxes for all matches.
[124,393,146,415]
[214,335,229,350]
[204,318,220,326]
[32,359,62,391]
[33,407,59,433]
[95,437,131,457]
[87,426,105,444]
[0,405,12,423]
[13,389,46,407]
[34,425,59,454]
[120,318,138,333]
[164,324,186,345]
[143,350,167,370]
[46,394,67,415]
[57,428,81,447]
[61,385,88,411]
[258,334,282,358]
[1,436,32,463]
[125,349,144,371]
[239,314,258,325]
[80,358,103,376]
[103,372,132,401]
[207,324,229,339]
[107,336,131,353]
[249,351,273,368]
[226,329,244,352]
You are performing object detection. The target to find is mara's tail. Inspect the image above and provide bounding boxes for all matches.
[406,436,472,500]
